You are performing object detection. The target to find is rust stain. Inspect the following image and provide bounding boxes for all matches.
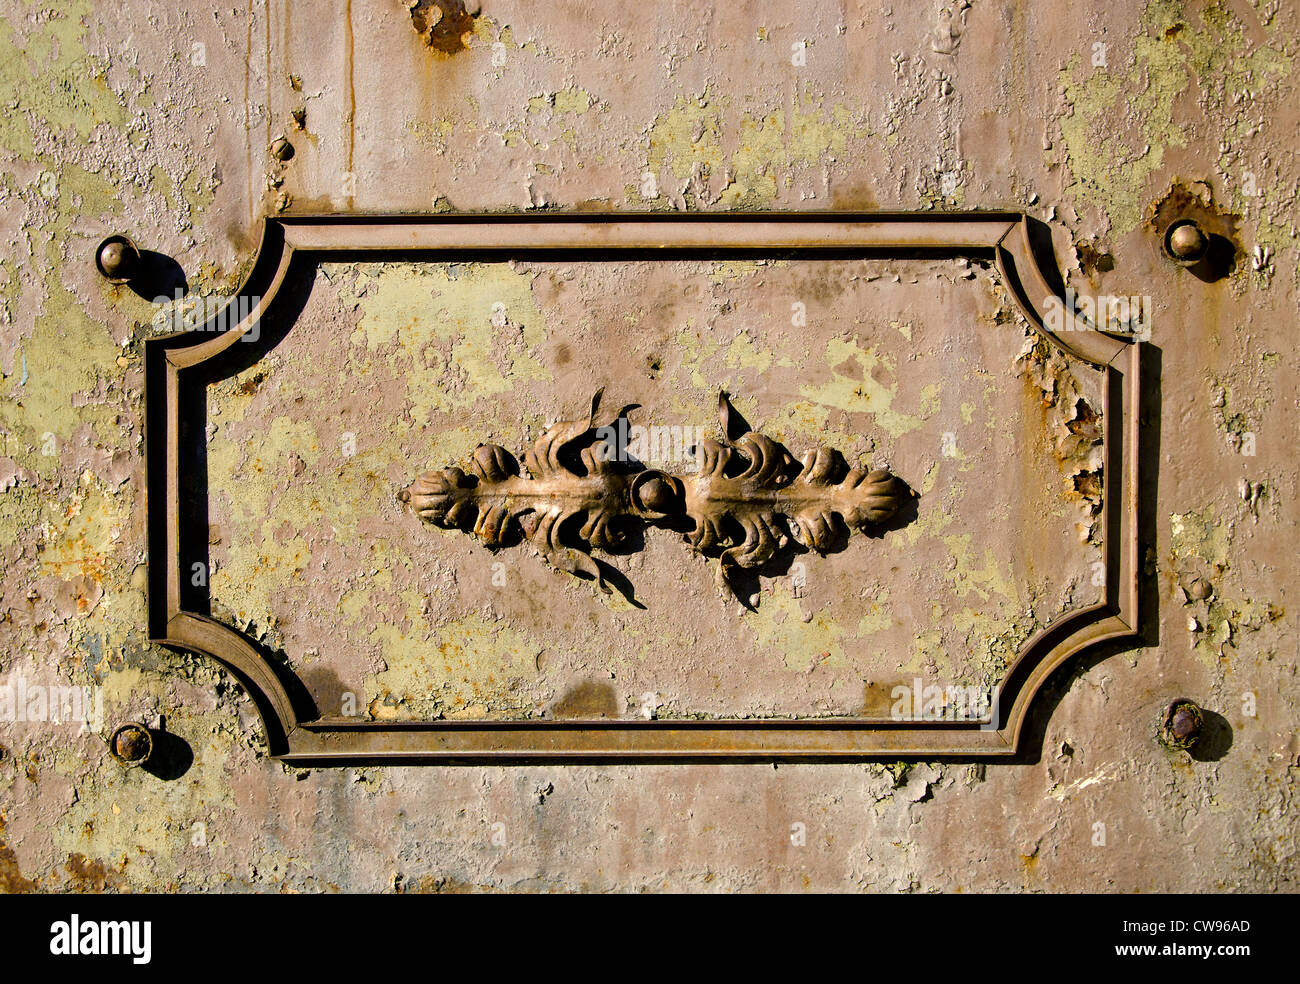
[550,681,619,719]
[236,367,270,396]
[1074,240,1115,278]
[1020,851,1039,888]
[0,819,38,893]
[399,873,495,893]
[64,852,126,893]
[860,681,898,716]
[408,1,476,56]
[830,182,878,210]
[244,0,254,228]
[1145,180,1240,256]
[345,0,356,204]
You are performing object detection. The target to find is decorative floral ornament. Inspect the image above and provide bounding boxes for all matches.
[402,389,910,604]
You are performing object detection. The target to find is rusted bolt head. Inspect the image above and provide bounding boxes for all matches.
[1160,699,1204,750]
[1187,577,1213,601]
[271,136,295,162]
[95,235,140,284]
[109,723,153,768]
[1164,220,1208,265]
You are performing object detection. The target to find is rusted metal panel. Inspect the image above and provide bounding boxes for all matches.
[3,0,1295,895]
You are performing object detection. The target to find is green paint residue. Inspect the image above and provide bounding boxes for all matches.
[552,87,593,115]
[941,533,1021,607]
[747,587,846,672]
[367,614,542,718]
[798,337,925,439]
[1171,507,1230,569]
[341,263,552,423]
[1057,0,1288,235]
[646,89,864,207]
[0,0,129,156]
[856,589,893,636]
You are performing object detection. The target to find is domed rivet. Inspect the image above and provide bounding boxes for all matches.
[1164,219,1208,265]
[271,136,295,162]
[109,722,154,768]
[95,235,140,284]
[1160,699,1204,750]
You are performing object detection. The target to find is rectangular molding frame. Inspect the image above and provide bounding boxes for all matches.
[144,212,1144,763]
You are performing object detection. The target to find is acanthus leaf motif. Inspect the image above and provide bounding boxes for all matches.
[402,389,910,604]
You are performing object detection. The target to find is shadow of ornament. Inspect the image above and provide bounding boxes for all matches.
[401,389,911,604]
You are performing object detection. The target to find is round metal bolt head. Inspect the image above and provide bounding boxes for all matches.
[1187,577,1213,601]
[271,137,295,162]
[109,723,153,767]
[1164,220,1208,265]
[1170,223,1206,257]
[1161,699,1204,750]
[95,235,140,284]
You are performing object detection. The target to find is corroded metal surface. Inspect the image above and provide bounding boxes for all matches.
[2,0,1296,893]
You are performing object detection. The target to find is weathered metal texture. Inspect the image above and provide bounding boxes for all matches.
[2,0,1297,893]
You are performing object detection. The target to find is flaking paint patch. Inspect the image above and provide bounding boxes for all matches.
[341,263,552,420]
[799,337,925,439]
[1171,507,1231,569]
[646,89,864,207]
[1168,505,1280,665]
[209,415,324,628]
[50,715,244,884]
[0,0,129,156]
[366,614,542,719]
[1057,0,1289,235]
[38,477,125,583]
[855,589,893,636]
[747,586,846,673]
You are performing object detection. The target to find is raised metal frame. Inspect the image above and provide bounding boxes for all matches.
[144,212,1144,763]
